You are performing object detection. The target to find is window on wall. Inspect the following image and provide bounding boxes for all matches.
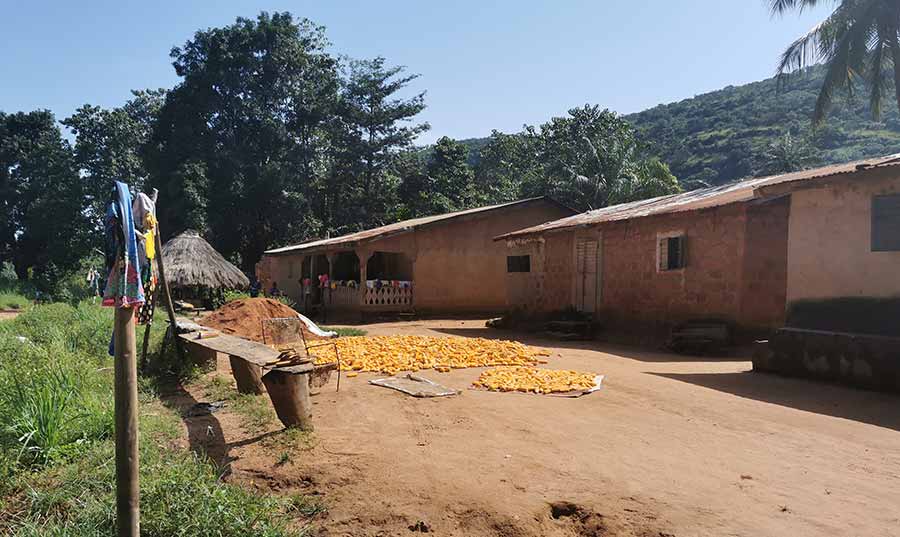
[507,255,531,273]
[872,194,900,251]
[658,235,686,271]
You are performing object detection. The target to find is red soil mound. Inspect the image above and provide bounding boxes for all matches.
[199,298,301,343]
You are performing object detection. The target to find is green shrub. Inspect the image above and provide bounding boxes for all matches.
[8,443,310,536]
[5,367,83,466]
[223,290,251,303]
[273,295,297,309]
[0,302,316,536]
[0,292,29,311]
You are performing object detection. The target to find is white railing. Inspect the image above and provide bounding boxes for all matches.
[363,285,413,310]
[326,286,359,309]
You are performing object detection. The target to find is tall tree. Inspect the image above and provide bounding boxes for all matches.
[772,0,900,124]
[474,130,539,204]
[147,12,340,269]
[63,89,165,224]
[527,105,680,210]
[756,132,821,175]
[425,136,475,211]
[0,111,88,280]
[327,57,429,232]
[474,107,680,211]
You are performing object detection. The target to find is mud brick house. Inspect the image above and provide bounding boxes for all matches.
[257,197,574,315]
[497,154,900,342]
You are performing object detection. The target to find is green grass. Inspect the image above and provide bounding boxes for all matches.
[322,326,367,337]
[0,292,29,311]
[262,427,315,458]
[0,302,318,536]
[199,374,277,432]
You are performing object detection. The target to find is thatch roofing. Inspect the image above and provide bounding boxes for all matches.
[161,230,249,290]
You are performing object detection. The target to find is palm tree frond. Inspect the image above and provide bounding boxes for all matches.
[769,0,833,17]
[868,33,888,120]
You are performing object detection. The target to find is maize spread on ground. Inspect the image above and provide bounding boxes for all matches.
[309,335,548,375]
[473,366,597,394]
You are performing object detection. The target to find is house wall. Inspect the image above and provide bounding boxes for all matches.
[412,201,573,312]
[258,252,306,303]
[258,200,572,313]
[786,171,900,303]
[504,232,576,313]
[739,196,791,328]
[599,204,747,326]
[507,201,791,332]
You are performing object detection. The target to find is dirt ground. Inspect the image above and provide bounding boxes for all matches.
[169,319,900,537]
[0,310,21,321]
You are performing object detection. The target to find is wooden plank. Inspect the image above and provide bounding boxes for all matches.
[177,331,312,372]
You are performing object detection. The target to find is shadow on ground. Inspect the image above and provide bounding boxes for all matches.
[432,326,748,363]
[652,370,900,432]
[154,379,280,475]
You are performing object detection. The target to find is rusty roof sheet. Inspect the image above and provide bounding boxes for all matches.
[497,153,900,240]
[265,197,567,255]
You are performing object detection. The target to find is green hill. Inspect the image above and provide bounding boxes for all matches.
[453,65,900,186]
[625,65,900,185]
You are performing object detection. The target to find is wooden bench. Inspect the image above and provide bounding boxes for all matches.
[178,330,316,430]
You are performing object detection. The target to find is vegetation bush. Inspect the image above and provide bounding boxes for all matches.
[223,290,251,303]
[0,303,314,536]
[273,294,298,309]
[0,262,32,310]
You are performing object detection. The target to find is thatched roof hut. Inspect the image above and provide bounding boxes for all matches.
[161,230,249,291]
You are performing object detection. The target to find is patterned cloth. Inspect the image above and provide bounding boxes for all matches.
[102,181,145,308]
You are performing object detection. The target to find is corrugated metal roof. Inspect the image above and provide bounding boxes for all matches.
[265,197,568,255]
[497,153,900,240]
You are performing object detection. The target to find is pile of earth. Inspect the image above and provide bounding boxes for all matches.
[199,298,306,342]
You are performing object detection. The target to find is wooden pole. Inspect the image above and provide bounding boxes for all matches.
[139,190,160,371]
[150,189,185,363]
[114,306,140,537]
[138,289,155,371]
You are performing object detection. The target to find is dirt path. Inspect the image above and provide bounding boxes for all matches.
[173,319,900,537]
[0,310,21,321]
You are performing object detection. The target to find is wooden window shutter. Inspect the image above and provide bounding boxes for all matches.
[658,238,668,271]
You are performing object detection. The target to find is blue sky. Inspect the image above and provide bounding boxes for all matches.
[2,0,831,144]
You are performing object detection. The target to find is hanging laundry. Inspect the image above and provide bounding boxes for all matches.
[102,181,145,309]
[132,192,157,291]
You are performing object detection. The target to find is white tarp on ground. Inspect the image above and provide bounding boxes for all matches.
[296,312,337,338]
[369,374,460,398]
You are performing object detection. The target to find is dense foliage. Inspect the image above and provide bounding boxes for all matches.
[475,106,681,210]
[0,303,315,536]
[0,11,682,294]
[770,0,900,125]
[625,64,900,186]
[9,9,900,296]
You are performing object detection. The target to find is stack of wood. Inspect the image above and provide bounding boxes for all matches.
[265,346,313,368]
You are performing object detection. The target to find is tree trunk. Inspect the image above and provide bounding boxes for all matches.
[262,369,313,430]
[229,355,265,394]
